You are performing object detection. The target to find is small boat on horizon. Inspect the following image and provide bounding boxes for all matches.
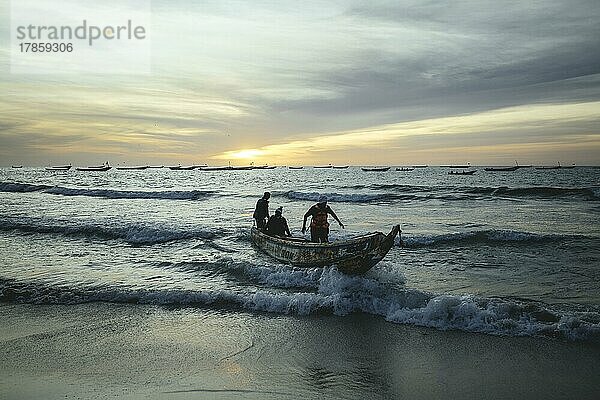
[412,165,428,168]
[76,162,111,172]
[332,165,349,169]
[288,166,304,169]
[251,225,401,275]
[115,165,149,170]
[484,165,518,172]
[11,165,23,169]
[535,162,574,170]
[313,164,333,169]
[448,169,476,175]
[168,165,196,170]
[396,167,414,171]
[45,164,72,171]
[147,165,164,169]
[362,167,391,172]
[252,165,277,170]
[441,163,471,168]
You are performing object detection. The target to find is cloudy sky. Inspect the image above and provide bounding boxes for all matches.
[1,0,599,166]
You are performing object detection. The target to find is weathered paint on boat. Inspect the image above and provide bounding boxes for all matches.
[251,225,400,274]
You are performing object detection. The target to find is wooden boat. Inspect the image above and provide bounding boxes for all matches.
[45,164,71,171]
[314,164,333,169]
[448,169,476,175]
[332,166,349,169]
[251,225,401,274]
[147,165,164,169]
[536,163,562,170]
[362,167,390,172]
[253,165,276,170]
[288,166,304,169]
[76,163,111,172]
[168,165,195,170]
[441,164,470,168]
[11,165,23,169]
[115,166,149,170]
[484,166,518,172]
[396,167,414,171]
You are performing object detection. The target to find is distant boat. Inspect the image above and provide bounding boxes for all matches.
[288,166,304,169]
[76,162,111,172]
[198,166,229,171]
[11,165,23,169]
[396,167,414,171]
[115,165,149,170]
[412,165,428,168]
[314,164,333,169]
[332,165,349,169]
[45,164,72,171]
[147,165,164,169]
[168,165,195,170]
[441,163,471,168]
[362,167,391,172]
[561,164,576,169]
[448,169,476,175]
[252,165,276,170]
[198,165,254,171]
[535,162,569,170]
[484,166,518,172]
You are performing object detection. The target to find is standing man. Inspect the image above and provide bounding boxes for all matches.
[301,195,344,243]
[253,191,270,231]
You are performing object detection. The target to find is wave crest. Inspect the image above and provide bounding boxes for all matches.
[0,181,214,200]
[0,217,218,245]
[1,271,598,341]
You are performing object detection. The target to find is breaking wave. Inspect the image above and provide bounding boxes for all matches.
[0,216,219,245]
[0,182,214,200]
[0,182,52,193]
[1,269,598,342]
[401,229,583,248]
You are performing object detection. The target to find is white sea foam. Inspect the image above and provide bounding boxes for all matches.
[1,273,599,341]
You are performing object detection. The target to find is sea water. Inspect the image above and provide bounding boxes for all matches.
[1,166,599,341]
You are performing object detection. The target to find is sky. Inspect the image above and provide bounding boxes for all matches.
[1,0,599,166]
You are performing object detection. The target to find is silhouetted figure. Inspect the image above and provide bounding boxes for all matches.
[266,207,291,237]
[253,191,270,231]
[301,195,344,243]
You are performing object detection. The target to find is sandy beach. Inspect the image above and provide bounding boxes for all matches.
[1,302,598,400]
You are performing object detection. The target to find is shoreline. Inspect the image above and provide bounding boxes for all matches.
[1,302,599,399]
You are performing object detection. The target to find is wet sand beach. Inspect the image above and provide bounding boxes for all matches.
[1,302,599,400]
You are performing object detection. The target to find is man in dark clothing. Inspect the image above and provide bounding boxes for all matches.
[253,191,270,230]
[266,207,291,237]
[301,195,344,243]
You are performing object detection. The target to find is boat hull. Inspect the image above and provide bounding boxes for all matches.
[484,166,518,171]
[251,225,400,274]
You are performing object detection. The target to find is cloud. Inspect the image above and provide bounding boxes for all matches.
[1,1,600,165]
[213,101,600,164]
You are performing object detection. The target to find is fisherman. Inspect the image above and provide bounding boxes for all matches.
[266,207,291,237]
[301,195,344,243]
[253,191,270,231]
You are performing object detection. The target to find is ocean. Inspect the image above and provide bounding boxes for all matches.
[1,166,599,343]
